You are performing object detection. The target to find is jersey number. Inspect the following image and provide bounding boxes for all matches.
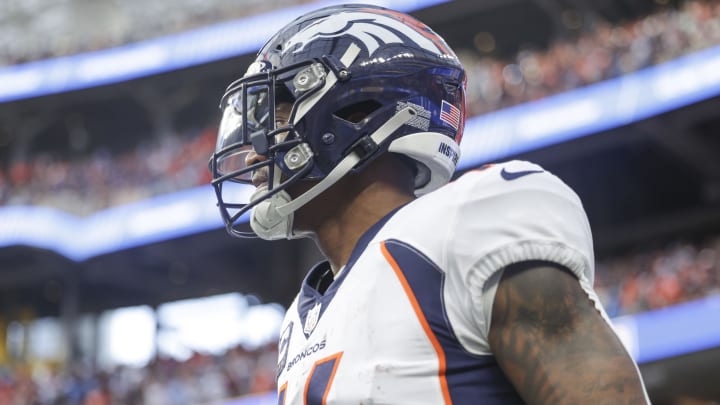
[278,352,343,405]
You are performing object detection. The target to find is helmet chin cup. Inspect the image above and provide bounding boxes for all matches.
[250,187,294,240]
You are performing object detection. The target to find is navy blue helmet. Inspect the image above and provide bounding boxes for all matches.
[209,4,466,239]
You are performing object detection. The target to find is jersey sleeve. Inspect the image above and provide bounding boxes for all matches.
[443,160,596,353]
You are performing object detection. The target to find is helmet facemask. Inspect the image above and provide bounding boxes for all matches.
[209,5,466,240]
[210,60,327,238]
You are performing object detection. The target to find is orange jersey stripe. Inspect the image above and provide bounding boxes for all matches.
[278,382,288,405]
[380,241,452,404]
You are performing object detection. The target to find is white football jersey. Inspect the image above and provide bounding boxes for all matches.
[276,160,606,405]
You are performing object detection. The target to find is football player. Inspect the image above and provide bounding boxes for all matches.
[209,4,650,404]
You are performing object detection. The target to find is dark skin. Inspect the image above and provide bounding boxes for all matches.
[289,154,416,273]
[247,103,648,403]
[489,261,648,404]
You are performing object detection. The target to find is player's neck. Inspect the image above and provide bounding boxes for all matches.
[314,180,415,275]
[306,156,416,275]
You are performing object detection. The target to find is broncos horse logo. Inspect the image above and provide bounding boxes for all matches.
[282,9,455,58]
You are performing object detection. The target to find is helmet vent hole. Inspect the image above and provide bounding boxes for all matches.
[443,81,461,95]
[333,100,382,124]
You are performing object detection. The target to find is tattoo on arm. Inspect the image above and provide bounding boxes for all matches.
[488,261,648,405]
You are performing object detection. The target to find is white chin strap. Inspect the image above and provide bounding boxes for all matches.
[250,106,417,240]
[249,186,295,240]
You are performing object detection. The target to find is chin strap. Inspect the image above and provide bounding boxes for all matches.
[275,106,417,217]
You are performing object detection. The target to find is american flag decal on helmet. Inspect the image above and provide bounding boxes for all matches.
[440,100,460,131]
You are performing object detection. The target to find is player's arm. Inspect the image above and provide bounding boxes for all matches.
[488,260,648,405]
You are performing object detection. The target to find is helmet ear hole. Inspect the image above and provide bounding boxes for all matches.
[333,100,382,123]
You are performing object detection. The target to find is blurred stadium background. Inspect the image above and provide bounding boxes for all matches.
[1,0,719,403]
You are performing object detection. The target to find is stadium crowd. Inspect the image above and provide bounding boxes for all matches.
[0,128,215,216]
[2,0,720,215]
[595,236,720,317]
[0,234,718,404]
[0,343,278,405]
[459,0,720,115]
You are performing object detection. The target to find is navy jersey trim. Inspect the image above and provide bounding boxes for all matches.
[304,352,343,405]
[382,239,525,404]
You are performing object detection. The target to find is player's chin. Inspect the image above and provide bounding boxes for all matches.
[250,172,268,188]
